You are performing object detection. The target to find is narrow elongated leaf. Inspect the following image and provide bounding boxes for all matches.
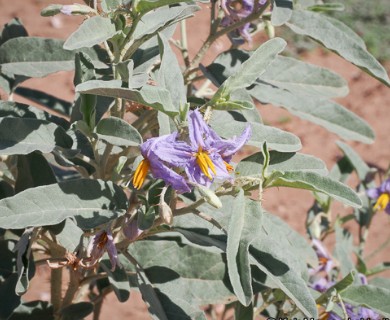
[226,191,262,306]
[333,225,356,277]
[0,117,72,156]
[157,33,186,108]
[237,151,327,177]
[286,10,390,86]
[259,56,348,98]
[336,141,371,181]
[0,37,107,78]
[206,50,348,99]
[341,285,390,317]
[64,16,117,50]
[76,80,178,116]
[214,38,286,99]
[267,171,362,207]
[209,119,301,152]
[96,117,142,146]
[134,0,194,15]
[271,0,293,26]
[0,179,128,229]
[249,83,374,143]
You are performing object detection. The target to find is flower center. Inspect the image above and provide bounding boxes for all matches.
[97,232,108,249]
[195,147,216,180]
[133,159,150,189]
[374,193,390,211]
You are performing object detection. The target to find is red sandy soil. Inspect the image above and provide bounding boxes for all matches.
[0,0,389,319]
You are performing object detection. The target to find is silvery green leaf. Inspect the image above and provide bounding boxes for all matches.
[209,117,301,152]
[237,151,328,177]
[49,219,83,253]
[157,33,186,108]
[207,50,349,99]
[123,238,235,319]
[0,179,128,229]
[333,225,357,277]
[13,87,72,117]
[15,152,57,193]
[271,0,293,26]
[259,56,349,98]
[249,83,374,143]
[178,197,318,318]
[40,4,63,16]
[101,260,131,303]
[95,117,142,147]
[213,100,254,111]
[133,4,199,41]
[10,301,53,319]
[369,278,390,291]
[63,16,117,50]
[340,285,390,317]
[316,271,356,304]
[0,37,107,78]
[0,18,28,46]
[213,38,286,100]
[0,117,72,156]
[76,80,178,116]
[226,191,262,306]
[286,10,390,86]
[267,171,362,207]
[13,228,35,295]
[134,0,195,15]
[336,141,372,181]
[308,3,345,12]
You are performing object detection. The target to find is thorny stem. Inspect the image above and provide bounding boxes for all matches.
[338,293,349,320]
[61,268,80,309]
[183,0,270,80]
[100,143,114,180]
[180,20,191,68]
[196,210,227,234]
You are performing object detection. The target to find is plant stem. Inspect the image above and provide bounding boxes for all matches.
[183,1,270,80]
[61,268,80,308]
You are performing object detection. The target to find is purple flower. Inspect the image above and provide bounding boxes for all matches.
[83,229,121,271]
[157,110,251,187]
[366,178,390,214]
[220,0,267,43]
[123,218,143,241]
[133,133,191,193]
[310,238,334,275]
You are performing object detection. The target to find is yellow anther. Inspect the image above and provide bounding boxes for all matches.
[374,193,390,211]
[224,161,234,172]
[195,147,216,180]
[133,159,150,189]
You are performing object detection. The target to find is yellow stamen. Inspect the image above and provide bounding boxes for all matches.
[195,147,216,180]
[374,193,390,211]
[317,304,329,320]
[224,161,234,173]
[133,159,150,189]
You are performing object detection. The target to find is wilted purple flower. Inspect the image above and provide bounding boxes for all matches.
[366,178,390,214]
[133,133,191,193]
[123,218,143,241]
[84,229,120,271]
[221,0,267,43]
[157,110,251,187]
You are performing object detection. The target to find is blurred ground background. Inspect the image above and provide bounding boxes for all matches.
[0,0,389,318]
